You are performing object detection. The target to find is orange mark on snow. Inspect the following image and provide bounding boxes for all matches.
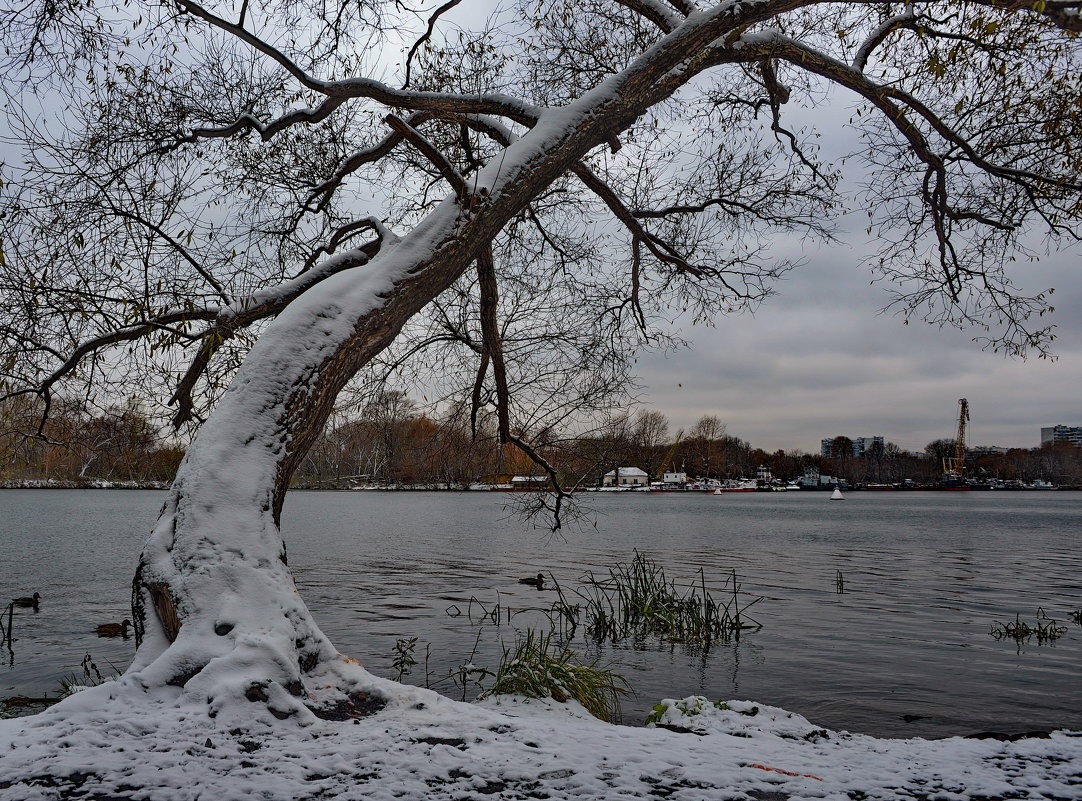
[747,764,823,781]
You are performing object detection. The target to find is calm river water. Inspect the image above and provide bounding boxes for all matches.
[1,489,1080,738]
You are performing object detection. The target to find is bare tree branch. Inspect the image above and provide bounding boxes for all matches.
[173,0,542,122]
[571,163,704,277]
[385,113,468,201]
[402,0,464,90]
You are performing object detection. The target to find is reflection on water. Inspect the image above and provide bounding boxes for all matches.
[2,489,1080,737]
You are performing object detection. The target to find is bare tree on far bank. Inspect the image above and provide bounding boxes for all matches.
[4,391,1079,489]
[1,395,183,483]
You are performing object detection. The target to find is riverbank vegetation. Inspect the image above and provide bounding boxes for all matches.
[484,630,632,722]
[0,396,183,484]
[376,552,753,721]
[552,553,762,645]
[4,395,1081,489]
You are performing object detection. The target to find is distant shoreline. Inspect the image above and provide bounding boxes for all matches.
[3,480,1078,492]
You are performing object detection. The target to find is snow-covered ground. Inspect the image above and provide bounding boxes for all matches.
[2,672,1079,800]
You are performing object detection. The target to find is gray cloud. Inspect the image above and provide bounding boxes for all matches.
[637,235,1081,454]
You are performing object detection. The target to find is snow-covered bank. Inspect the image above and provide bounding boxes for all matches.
[0,479,169,490]
[1,676,1079,800]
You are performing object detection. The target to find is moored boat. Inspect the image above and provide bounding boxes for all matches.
[713,479,758,494]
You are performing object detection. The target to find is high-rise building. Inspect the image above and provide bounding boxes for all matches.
[821,435,885,458]
[1041,425,1082,447]
[854,436,885,457]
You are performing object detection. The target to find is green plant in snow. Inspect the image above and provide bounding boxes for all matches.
[644,696,730,725]
[390,636,419,681]
[59,653,118,697]
[483,629,631,722]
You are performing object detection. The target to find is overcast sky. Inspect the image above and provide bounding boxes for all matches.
[635,224,1081,454]
[3,4,1077,457]
[613,54,1082,458]
[422,9,1078,455]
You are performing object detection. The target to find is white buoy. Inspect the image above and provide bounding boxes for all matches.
[830,487,845,500]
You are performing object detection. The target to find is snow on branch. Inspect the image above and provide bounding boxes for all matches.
[173,100,349,149]
[308,112,521,213]
[612,0,682,32]
[661,0,695,17]
[173,0,542,125]
[852,7,918,72]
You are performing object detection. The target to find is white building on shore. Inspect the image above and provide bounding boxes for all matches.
[602,467,650,487]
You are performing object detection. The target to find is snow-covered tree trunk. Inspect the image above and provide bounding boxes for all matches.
[128,202,484,718]
[125,12,735,713]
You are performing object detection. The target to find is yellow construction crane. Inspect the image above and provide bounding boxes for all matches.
[942,398,969,477]
[656,430,684,480]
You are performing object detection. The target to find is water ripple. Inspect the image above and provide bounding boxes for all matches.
[2,489,1080,738]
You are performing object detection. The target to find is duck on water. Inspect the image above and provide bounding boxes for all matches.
[12,593,40,609]
[96,619,132,637]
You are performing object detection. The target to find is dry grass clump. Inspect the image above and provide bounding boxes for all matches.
[551,551,761,645]
[990,610,1067,644]
[484,629,631,722]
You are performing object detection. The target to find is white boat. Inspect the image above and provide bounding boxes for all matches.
[713,479,758,494]
[830,487,845,500]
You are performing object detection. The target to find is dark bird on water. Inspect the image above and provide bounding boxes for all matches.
[12,592,40,608]
[519,573,545,588]
[96,619,132,637]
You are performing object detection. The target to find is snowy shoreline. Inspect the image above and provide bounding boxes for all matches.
[1,681,1080,801]
[0,479,171,490]
[0,480,477,491]
[0,480,472,491]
